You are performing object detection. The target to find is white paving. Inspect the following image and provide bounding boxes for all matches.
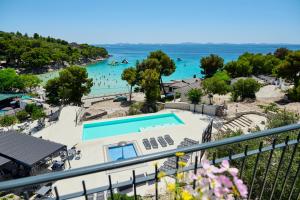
[35,107,215,198]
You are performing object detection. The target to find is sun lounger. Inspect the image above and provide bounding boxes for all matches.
[149,138,158,149]
[164,134,174,145]
[142,139,151,150]
[157,136,167,147]
[87,194,94,200]
[95,192,104,200]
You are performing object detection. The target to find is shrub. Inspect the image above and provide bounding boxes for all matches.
[25,103,45,120]
[287,84,300,102]
[16,110,29,122]
[231,78,261,101]
[0,115,17,127]
[128,102,143,115]
[31,107,46,120]
[107,194,139,200]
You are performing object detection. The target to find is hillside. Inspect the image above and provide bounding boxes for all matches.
[0,31,108,73]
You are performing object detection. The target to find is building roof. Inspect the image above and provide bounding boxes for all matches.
[174,80,201,94]
[168,78,201,89]
[0,93,23,102]
[0,131,66,167]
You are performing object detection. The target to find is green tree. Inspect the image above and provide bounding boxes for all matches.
[121,67,137,102]
[45,78,61,105]
[274,50,300,87]
[200,54,224,78]
[45,66,93,105]
[202,72,231,104]
[148,50,176,96]
[274,47,290,60]
[19,74,41,91]
[187,88,203,112]
[231,78,261,101]
[0,68,21,92]
[140,69,160,106]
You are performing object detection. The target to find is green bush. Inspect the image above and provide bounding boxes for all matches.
[129,102,143,115]
[25,103,45,120]
[231,78,261,101]
[287,84,300,102]
[31,108,46,120]
[16,110,29,122]
[0,115,18,127]
[107,193,140,200]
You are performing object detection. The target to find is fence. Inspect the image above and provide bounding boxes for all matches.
[165,102,221,116]
[0,123,300,200]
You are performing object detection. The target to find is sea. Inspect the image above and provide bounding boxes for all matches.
[38,44,300,96]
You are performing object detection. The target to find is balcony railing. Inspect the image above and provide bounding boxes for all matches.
[0,123,300,200]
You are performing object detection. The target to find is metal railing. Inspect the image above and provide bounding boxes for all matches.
[0,123,300,200]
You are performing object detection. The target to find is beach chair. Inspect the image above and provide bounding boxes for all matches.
[149,138,158,149]
[164,134,174,145]
[87,193,95,200]
[157,136,167,147]
[95,192,104,200]
[142,139,151,150]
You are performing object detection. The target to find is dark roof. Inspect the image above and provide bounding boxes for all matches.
[0,156,10,166]
[0,131,66,167]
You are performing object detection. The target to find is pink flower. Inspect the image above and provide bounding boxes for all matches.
[234,177,248,198]
[220,160,239,176]
[218,175,233,188]
[201,159,219,178]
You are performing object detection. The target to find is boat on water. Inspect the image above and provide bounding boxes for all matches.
[121,59,128,64]
[108,60,119,66]
[177,58,182,61]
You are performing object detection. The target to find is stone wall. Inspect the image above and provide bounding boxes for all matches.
[165,102,223,116]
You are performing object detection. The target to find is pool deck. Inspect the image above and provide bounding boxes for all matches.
[35,106,215,198]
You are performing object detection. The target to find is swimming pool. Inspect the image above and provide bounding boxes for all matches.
[108,144,137,161]
[82,113,184,141]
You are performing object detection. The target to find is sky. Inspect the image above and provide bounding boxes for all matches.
[0,0,300,44]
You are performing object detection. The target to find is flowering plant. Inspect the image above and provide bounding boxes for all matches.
[159,153,248,200]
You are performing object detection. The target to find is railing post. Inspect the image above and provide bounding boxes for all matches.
[108,175,114,200]
[240,145,248,178]
[258,139,276,200]
[269,136,289,200]
[279,132,300,200]
[132,170,137,200]
[193,156,198,189]
[248,142,263,200]
[155,164,158,200]
[54,186,60,200]
[82,181,87,200]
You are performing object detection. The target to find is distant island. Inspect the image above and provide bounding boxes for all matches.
[0,31,109,74]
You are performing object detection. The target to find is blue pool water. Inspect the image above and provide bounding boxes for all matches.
[82,113,184,141]
[108,144,137,161]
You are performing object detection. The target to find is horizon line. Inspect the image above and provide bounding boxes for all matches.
[93,42,300,46]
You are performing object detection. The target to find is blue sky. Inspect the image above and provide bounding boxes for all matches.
[0,0,299,44]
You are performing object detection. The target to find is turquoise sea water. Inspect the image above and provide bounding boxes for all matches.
[108,144,137,161]
[38,44,300,96]
[82,113,184,141]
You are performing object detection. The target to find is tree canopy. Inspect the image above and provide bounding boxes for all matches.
[45,66,93,105]
[231,78,261,101]
[0,31,108,71]
[274,50,300,86]
[0,68,41,92]
[202,71,231,103]
[200,54,224,78]
[121,67,137,102]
